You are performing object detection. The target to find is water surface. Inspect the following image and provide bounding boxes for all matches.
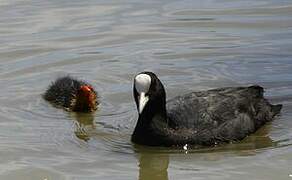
[0,0,292,179]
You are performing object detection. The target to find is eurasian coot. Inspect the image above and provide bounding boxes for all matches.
[132,72,282,147]
[44,76,98,112]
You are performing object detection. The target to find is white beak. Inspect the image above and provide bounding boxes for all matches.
[138,92,149,114]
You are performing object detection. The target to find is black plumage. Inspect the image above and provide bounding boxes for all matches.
[43,76,98,112]
[132,72,282,147]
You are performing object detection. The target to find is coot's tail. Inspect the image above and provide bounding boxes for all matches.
[271,104,282,117]
[248,85,264,98]
[248,85,282,117]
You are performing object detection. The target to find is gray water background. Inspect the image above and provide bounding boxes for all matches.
[0,0,292,179]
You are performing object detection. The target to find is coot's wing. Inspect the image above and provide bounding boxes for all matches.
[166,86,279,143]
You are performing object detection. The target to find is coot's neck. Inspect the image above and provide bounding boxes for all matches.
[132,97,168,145]
[74,98,91,112]
[73,95,95,112]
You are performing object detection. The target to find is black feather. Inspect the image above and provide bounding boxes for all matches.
[43,76,98,112]
[132,72,282,147]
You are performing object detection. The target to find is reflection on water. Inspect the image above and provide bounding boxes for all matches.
[71,112,96,141]
[0,0,292,179]
[138,153,169,180]
[134,123,279,180]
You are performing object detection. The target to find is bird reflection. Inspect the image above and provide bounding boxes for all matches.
[138,152,169,180]
[230,123,276,155]
[71,112,96,141]
[134,124,277,180]
[192,123,277,156]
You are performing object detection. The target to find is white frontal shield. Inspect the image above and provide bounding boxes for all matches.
[134,74,151,114]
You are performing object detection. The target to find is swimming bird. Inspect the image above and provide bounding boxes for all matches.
[43,76,98,112]
[132,72,282,146]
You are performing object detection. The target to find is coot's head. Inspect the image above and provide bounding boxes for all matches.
[133,72,166,116]
[74,85,98,112]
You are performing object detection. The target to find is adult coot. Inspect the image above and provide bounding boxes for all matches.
[44,76,98,112]
[132,72,282,146]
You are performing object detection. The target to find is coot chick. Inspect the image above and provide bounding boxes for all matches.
[44,76,98,112]
[132,72,282,147]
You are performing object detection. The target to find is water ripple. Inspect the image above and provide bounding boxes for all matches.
[0,0,292,179]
